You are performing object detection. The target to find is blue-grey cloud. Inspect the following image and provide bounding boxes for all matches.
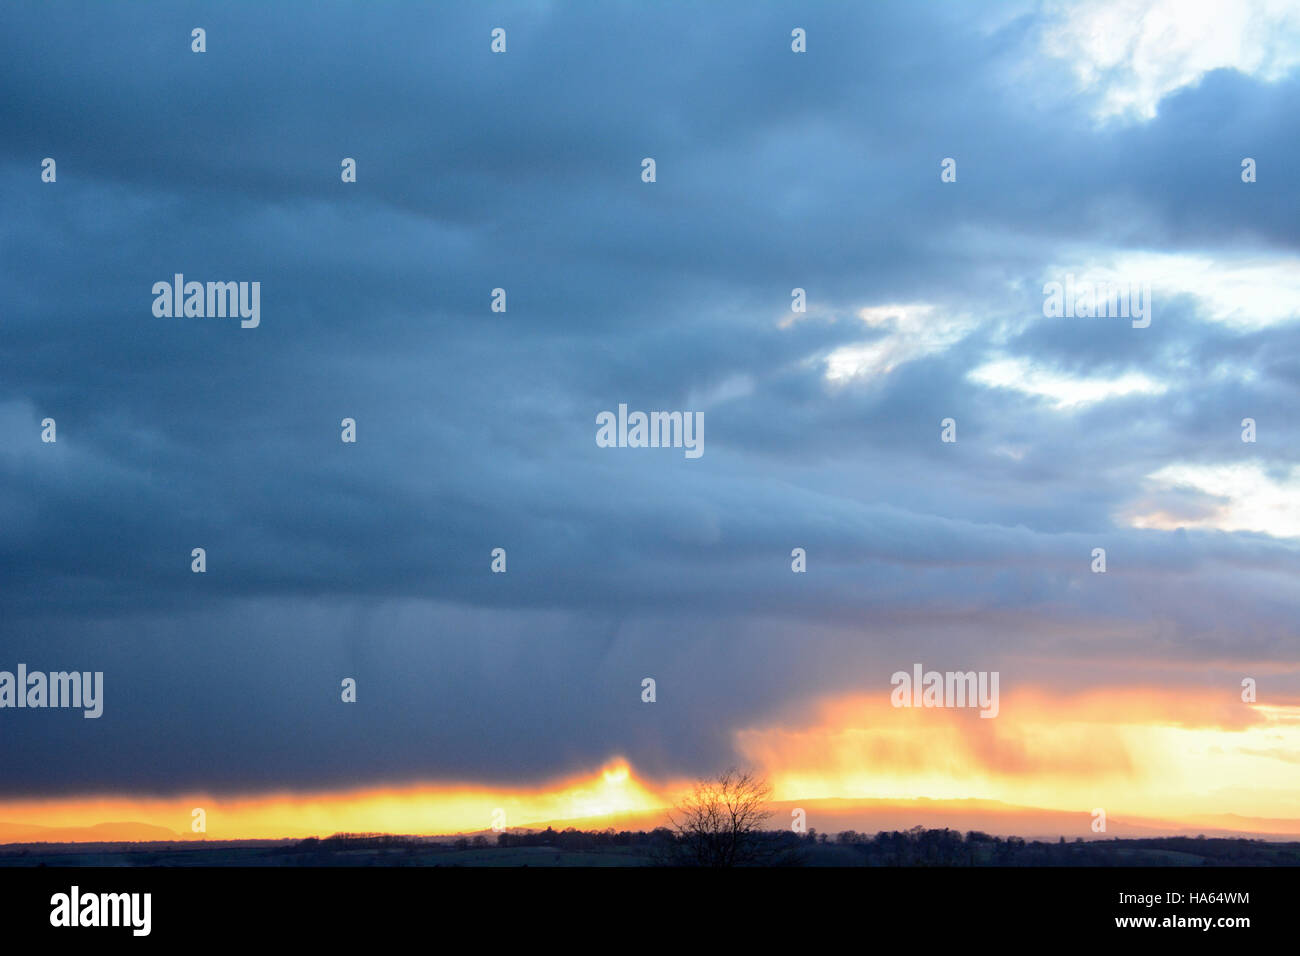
[1,0,1297,797]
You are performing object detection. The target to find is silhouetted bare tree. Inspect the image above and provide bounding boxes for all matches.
[667,767,775,866]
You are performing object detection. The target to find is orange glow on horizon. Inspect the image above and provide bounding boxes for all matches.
[735,686,1300,830]
[0,758,679,842]
[3,685,1298,842]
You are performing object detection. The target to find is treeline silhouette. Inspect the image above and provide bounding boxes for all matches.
[483,826,677,851]
[294,833,415,851]
[276,826,1300,866]
[824,828,1300,866]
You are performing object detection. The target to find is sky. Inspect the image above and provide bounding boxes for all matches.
[1,0,1298,841]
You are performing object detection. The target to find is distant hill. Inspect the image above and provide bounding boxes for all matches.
[0,821,184,844]
[4,796,1298,848]
[504,797,1300,842]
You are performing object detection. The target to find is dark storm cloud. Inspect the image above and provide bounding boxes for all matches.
[1,1,1298,795]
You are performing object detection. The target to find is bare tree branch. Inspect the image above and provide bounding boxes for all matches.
[666,767,775,866]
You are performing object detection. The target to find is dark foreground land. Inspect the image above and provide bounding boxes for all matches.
[3,828,1300,866]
